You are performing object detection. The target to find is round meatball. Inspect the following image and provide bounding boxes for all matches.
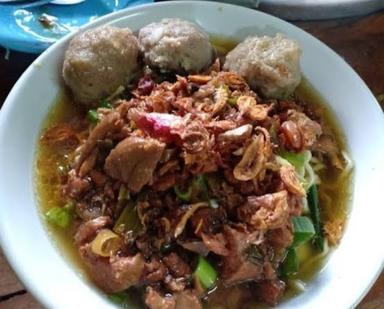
[63,26,139,106]
[138,18,214,74]
[223,33,301,99]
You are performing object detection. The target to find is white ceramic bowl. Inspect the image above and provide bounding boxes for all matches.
[0,2,383,308]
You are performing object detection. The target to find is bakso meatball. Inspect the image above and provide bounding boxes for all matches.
[63,26,139,106]
[138,18,214,74]
[223,33,301,99]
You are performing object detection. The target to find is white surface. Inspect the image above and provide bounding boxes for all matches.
[0,1,384,309]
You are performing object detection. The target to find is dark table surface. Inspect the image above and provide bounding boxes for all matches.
[0,8,383,309]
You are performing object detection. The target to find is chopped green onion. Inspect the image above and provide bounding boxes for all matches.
[194,175,207,190]
[194,256,217,289]
[87,109,99,123]
[291,216,315,248]
[307,185,324,251]
[174,175,219,208]
[91,228,120,257]
[118,184,129,201]
[173,185,192,202]
[99,100,112,109]
[227,97,238,106]
[194,175,210,200]
[279,151,306,176]
[281,248,298,277]
[113,202,142,235]
[108,292,127,304]
[45,203,74,228]
[209,198,219,209]
[194,175,220,208]
[174,174,213,204]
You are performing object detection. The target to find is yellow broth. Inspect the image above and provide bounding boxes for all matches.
[35,92,85,273]
[35,37,352,308]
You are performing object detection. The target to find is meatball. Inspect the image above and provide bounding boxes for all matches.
[63,26,139,106]
[223,33,301,99]
[138,18,214,74]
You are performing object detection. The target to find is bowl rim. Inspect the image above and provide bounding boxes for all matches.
[0,1,384,308]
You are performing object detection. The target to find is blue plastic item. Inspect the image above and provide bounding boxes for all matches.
[0,0,153,53]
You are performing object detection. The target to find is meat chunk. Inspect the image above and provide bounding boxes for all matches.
[190,207,227,236]
[144,287,176,309]
[205,285,251,309]
[74,217,144,292]
[164,275,188,292]
[79,245,144,293]
[221,226,264,285]
[201,233,229,256]
[267,223,293,249]
[63,26,139,106]
[78,149,97,177]
[252,279,286,306]
[77,111,123,168]
[139,18,213,73]
[144,288,202,309]
[163,253,191,278]
[142,258,167,284]
[74,216,111,246]
[63,169,91,199]
[104,136,165,192]
[224,34,301,99]
[175,290,202,309]
[237,190,290,230]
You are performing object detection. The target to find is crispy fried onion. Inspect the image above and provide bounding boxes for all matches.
[137,201,151,227]
[212,85,229,115]
[183,148,218,174]
[172,116,210,154]
[211,72,249,90]
[280,110,322,151]
[218,124,253,142]
[174,202,209,238]
[279,165,306,197]
[233,127,272,181]
[41,124,79,153]
[324,218,344,246]
[188,75,212,84]
[237,96,270,121]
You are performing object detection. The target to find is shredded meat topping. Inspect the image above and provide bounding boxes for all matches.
[39,61,346,308]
